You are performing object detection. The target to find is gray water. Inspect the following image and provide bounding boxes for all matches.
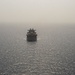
[0,24,75,75]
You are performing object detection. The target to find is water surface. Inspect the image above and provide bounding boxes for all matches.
[0,24,75,75]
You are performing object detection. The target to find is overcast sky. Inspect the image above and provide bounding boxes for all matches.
[0,0,75,24]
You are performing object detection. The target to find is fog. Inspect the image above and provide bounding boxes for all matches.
[0,0,75,25]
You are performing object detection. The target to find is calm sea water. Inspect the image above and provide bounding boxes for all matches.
[0,24,75,75]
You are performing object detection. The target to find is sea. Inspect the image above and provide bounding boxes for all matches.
[0,24,75,75]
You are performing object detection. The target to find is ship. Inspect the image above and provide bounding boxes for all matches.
[26,28,37,41]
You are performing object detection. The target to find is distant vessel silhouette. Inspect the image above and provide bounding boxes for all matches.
[26,28,37,41]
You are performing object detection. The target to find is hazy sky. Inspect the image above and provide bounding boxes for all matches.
[0,0,75,24]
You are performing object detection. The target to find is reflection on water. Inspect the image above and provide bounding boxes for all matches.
[0,25,75,75]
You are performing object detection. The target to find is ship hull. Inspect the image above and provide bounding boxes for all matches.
[27,35,37,42]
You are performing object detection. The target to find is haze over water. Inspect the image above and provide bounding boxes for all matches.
[0,0,75,75]
[0,24,75,75]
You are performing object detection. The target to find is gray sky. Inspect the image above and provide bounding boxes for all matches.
[0,0,75,24]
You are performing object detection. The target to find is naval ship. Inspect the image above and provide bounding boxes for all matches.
[26,28,37,41]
